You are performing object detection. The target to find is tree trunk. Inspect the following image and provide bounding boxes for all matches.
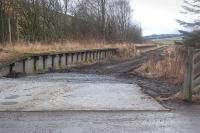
[101,0,106,43]
[0,5,5,42]
[8,16,12,43]
[16,15,19,42]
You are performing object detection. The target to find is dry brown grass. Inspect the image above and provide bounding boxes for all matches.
[0,41,138,54]
[0,41,112,54]
[135,45,186,85]
[171,92,200,103]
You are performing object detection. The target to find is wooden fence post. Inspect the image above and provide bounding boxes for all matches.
[133,45,136,56]
[183,47,194,102]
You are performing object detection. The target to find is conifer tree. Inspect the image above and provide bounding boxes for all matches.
[178,0,200,48]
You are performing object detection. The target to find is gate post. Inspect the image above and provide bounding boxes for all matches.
[183,47,194,102]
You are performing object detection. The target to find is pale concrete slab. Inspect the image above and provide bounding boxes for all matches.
[0,73,165,111]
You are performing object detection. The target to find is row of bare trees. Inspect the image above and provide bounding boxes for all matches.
[0,0,143,44]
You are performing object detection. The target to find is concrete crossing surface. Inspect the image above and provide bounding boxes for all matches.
[0,73,165,111]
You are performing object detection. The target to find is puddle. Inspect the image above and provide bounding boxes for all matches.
[5,95,19,100]
[1,102,18,105]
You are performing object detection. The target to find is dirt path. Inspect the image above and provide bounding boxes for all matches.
[70,48,180,98]
[70,48,164,75]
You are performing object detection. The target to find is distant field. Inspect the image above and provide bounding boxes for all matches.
[150,37,183,45]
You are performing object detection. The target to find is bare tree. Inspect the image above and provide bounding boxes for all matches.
[100,0,106,41]
[63,0,70,14]
[0,0,143,43]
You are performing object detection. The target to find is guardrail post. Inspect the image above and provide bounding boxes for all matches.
[9,64,15,75]
[35,56,43,73]
[25,57,35,74]
[97,51,99,60]
[72,53,76,64]
[43,56,46,70]
[65,54,68,66]
[94,51,97,61]
[0,66,10,77]
[76,53,78,63]
[101,51,103,60]
[67,53,72,65]
[90,51,94,61]
[100,51,106,60]
[54,55,60,70]
[83,52,86,62]
[45,55,53,71]
[13,61,24,74]
[108,51,111,58]
[74,53,77,64]
[78,52,82,63]
[58,54,62,68]
[84,52,87,62]
[81,52,84,62]
[60,54,67,69]
[95,51,97,60]
[33,57,37,72]
[52,55,55,69]
[86,52,89,62]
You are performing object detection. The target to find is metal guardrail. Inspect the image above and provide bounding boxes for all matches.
[0,48,117,77]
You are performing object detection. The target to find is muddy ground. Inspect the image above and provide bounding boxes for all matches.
[68,47,194,108]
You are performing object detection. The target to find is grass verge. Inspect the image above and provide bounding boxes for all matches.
[134,45,186,85]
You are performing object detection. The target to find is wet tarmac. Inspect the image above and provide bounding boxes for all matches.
[0,110,200,133]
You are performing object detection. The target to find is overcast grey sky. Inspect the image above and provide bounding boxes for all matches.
[130,0,184,36]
